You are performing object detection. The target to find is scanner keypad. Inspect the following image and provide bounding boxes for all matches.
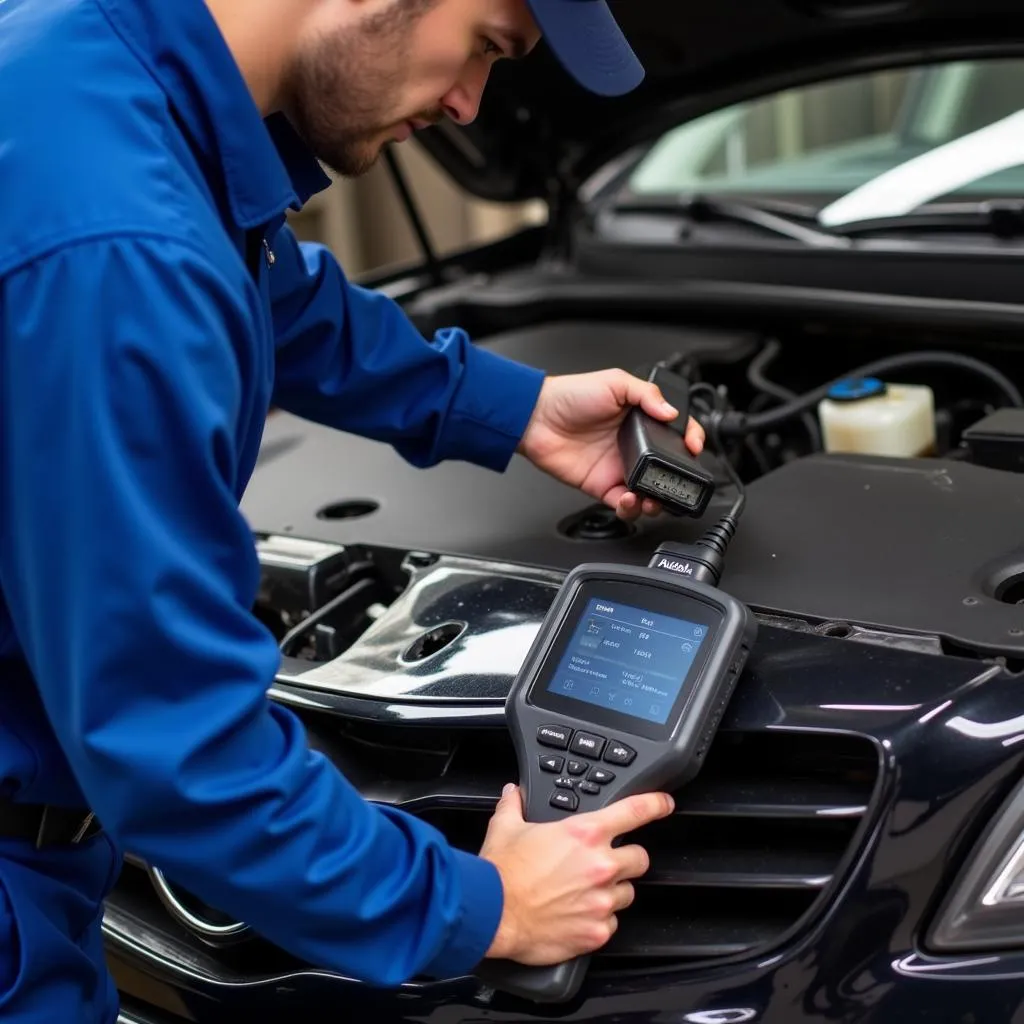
[604,741,637,766]
[536,724,632,811]
[549,790,579,812]
[569,732,606,759]
[537,725,571,749]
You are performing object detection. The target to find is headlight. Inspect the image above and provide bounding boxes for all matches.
[929,779,1024,951]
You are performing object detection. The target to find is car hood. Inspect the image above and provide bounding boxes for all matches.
[414,0,1024,203]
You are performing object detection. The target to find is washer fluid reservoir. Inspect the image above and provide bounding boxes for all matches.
[818,377,936,457]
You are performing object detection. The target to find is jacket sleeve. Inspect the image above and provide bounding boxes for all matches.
[268,224,545,471]
[0,235,503,986]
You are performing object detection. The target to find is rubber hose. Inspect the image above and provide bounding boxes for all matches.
[746,340,823,449]
[721,350,1022,437]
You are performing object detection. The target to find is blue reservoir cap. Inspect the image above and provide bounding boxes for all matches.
[827,377,887,402]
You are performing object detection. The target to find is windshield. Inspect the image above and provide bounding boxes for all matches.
[625,59,1024,206]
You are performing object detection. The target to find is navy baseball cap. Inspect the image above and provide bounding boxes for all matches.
[524,0,645,96]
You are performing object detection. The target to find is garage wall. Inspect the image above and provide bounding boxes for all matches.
[287,141,545,278]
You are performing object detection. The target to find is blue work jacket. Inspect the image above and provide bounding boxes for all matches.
[0,0,545,986]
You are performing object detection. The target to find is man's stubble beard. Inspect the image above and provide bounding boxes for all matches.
[285,0,437,178]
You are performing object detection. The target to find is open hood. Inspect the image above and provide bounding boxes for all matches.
[415,0,1024,203]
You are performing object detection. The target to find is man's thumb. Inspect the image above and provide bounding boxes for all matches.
[493,782,524,821]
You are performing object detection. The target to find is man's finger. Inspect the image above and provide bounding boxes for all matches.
[619,373,706,458]
[685,416,706,455]
[588,792,675,839]
[638,381,679,424]
[610,880,637,912]
[612,371,677,422]
[490,783,524,822]
[614,491,643,521]
[612,844,651,882]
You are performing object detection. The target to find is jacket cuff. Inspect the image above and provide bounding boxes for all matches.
[435,331,545,472]
[423,848,504,979]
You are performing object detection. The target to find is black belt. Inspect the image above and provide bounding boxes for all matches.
[0,800,102,849]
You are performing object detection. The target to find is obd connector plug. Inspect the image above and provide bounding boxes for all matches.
[618,365,716,518]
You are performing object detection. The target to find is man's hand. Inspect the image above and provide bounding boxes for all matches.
[517,369,706,521]
[478,783,673,965]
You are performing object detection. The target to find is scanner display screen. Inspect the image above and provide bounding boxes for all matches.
[544,596,710,725]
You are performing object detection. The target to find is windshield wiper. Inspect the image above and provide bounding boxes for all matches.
[609,193,1024,246]
[826,200,1024,239]
[608,193,852,249]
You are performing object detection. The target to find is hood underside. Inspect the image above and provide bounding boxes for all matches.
[415,0,1024,202]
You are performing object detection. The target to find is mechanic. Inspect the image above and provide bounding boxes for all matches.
[0,0,707,1020]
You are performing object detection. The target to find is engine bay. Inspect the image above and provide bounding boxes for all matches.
[243,317,1024,672]
[116,317,1024,991]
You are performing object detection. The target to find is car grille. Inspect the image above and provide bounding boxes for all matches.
[335,721,879,968]
[107,718,879,980]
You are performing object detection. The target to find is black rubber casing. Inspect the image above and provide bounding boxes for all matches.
[617,408,716,518]
[474,563,757,1004]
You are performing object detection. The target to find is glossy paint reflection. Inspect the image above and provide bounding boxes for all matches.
[105,553,1024,1024]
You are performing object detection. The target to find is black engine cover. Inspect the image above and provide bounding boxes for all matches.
[721,453,1024,656]
[242,320,1024,659]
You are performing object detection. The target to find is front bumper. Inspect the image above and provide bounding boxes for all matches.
[103,600,1024,1023]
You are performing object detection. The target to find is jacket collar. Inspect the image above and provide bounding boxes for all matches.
[96,0,331,229]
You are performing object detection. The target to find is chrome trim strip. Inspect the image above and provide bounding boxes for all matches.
[147,866,252,944]
[268,555,563,703]
[267,683,506,723]
[101,903,466,997]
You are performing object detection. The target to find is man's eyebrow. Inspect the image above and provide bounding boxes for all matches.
[505,33,529,59]
[490,24,531,59]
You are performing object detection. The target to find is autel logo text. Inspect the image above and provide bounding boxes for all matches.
[658,558,693,575]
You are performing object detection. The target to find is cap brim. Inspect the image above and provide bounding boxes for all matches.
[525,0,645,97]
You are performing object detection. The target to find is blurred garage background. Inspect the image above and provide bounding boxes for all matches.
[295,58,1024,279]
[287,144,546,275]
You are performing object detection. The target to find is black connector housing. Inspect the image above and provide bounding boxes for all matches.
[644,364,695,437]
[618,408,716,518]
[963,409,1024,473]
[648,513,737,587]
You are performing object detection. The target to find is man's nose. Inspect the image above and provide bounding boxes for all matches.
[440,62,492,126]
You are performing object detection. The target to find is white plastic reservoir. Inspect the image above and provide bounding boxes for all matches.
[818,377,936,458]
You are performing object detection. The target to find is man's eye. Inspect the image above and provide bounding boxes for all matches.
[482,38,503,58]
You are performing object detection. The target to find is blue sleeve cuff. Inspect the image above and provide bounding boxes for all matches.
[423,848,504,979]
[434,332,545,472]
